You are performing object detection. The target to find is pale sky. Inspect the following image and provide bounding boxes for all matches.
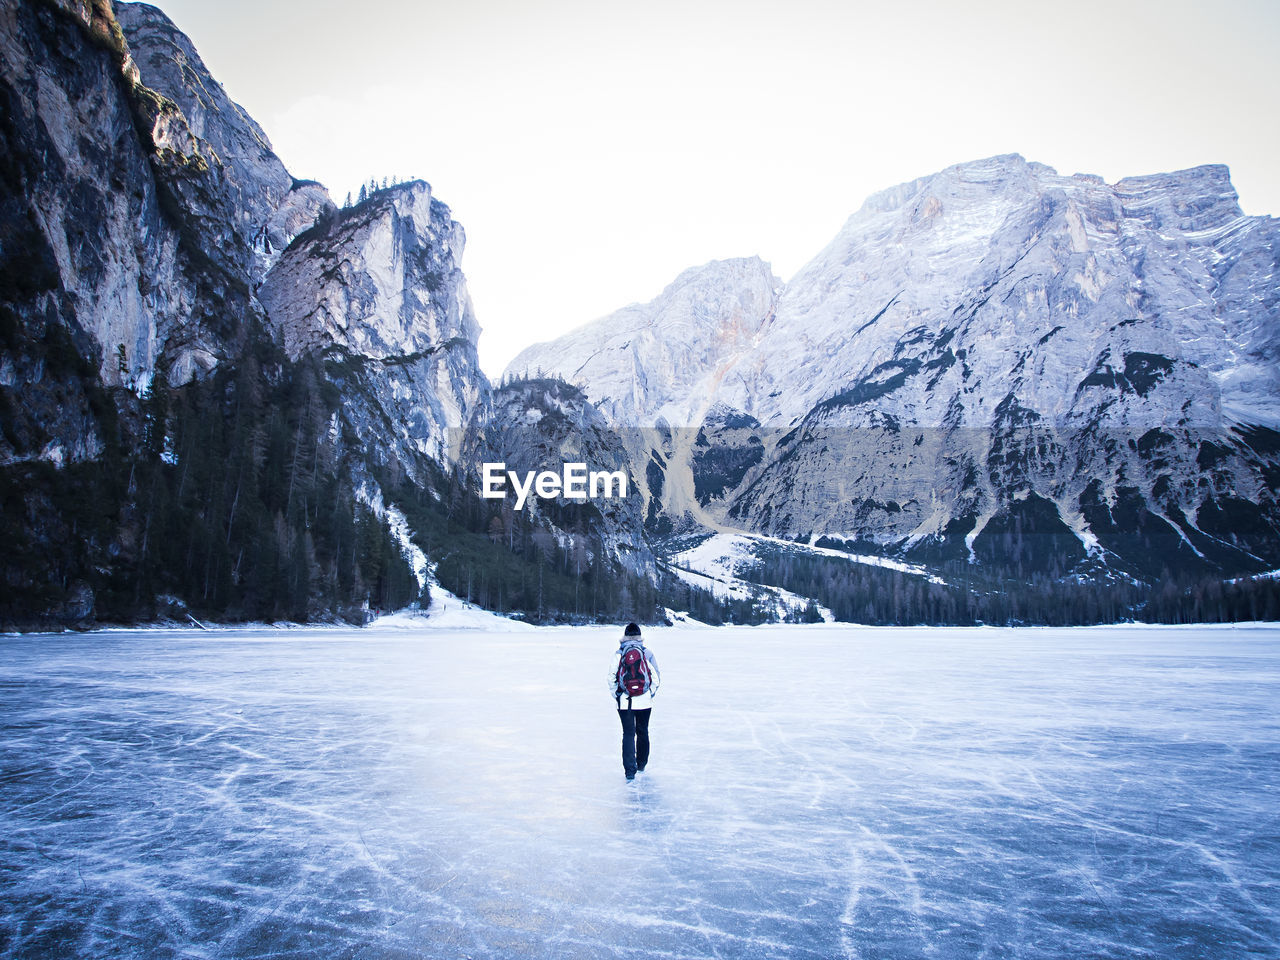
[144,0,1280,378]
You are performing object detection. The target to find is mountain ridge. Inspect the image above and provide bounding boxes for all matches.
[505,153,1280,585]
[1,0,660,628]
[4,0,1278,628]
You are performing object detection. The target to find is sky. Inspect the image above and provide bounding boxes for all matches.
[145,0,1280,378]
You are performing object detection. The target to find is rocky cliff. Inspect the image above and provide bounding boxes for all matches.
[259,181,484,470]
[1,0,247,468]
[0,0,662,627]
[115,2,333,285]
[0,1,441,626]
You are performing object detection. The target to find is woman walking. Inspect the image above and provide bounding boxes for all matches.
[610,622,660,781]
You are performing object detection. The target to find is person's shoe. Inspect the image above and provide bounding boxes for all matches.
[637,764,646,773]
[625,772,636,781]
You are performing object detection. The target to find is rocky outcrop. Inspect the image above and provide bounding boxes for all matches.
[2,0,212,465]
[0,0,330,441]
[259,182,485,469]
[116,2,333,285]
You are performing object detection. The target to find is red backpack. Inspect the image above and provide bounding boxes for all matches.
[616,642,652,699]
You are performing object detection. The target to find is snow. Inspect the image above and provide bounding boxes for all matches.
[665,561,830,621]
[673,532,945,590]
[1226,568,1280,585]
[373,580,535,633]
[671,532,762,579]
[386,505,429,592]
[2,623,1278,958]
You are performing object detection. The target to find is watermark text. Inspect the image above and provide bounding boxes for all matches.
[481,462,628,510]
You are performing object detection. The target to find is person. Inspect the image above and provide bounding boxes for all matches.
[609,622,659,781]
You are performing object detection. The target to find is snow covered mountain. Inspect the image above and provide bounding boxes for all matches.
[5,0,1276,626]
[509,257,780,427]
[508,155,1280,581]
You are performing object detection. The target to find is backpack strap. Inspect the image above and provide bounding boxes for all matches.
[614,653,627,705]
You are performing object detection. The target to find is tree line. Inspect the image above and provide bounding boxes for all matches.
[378,463,667,624]
[0,329,419,628]
[741,543,1280,626]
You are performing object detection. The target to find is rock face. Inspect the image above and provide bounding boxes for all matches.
[260,184,475,360]
[115,3,334,285]
[120,2,483,477]
[0,0,332,457]
[1,0,475,477]
[746,156,1280,429]
[1,0,482,627]
[259,182,485,469]
[1,0,222,465]
[507,155,1280,580]
[1,0,659,627]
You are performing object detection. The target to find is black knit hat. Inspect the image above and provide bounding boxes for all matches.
[624,622,641,636]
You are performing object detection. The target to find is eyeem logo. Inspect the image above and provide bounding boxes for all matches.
[481,462,628,511]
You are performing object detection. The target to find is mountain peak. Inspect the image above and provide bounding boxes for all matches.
[1112,163,1243,230]
[855,154,1039,217]
[666,256,778,292]
[506,255,779,426]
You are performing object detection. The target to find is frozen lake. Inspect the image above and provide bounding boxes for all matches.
[2,619,1278,959]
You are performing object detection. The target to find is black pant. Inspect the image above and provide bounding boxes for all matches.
[617,706,651,777]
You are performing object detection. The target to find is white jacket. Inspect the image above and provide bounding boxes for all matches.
[609,639,660,709]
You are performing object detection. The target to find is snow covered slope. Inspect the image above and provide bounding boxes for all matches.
[674,533,944,586]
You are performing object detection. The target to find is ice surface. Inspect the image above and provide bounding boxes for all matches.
[2,622,1278,959]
